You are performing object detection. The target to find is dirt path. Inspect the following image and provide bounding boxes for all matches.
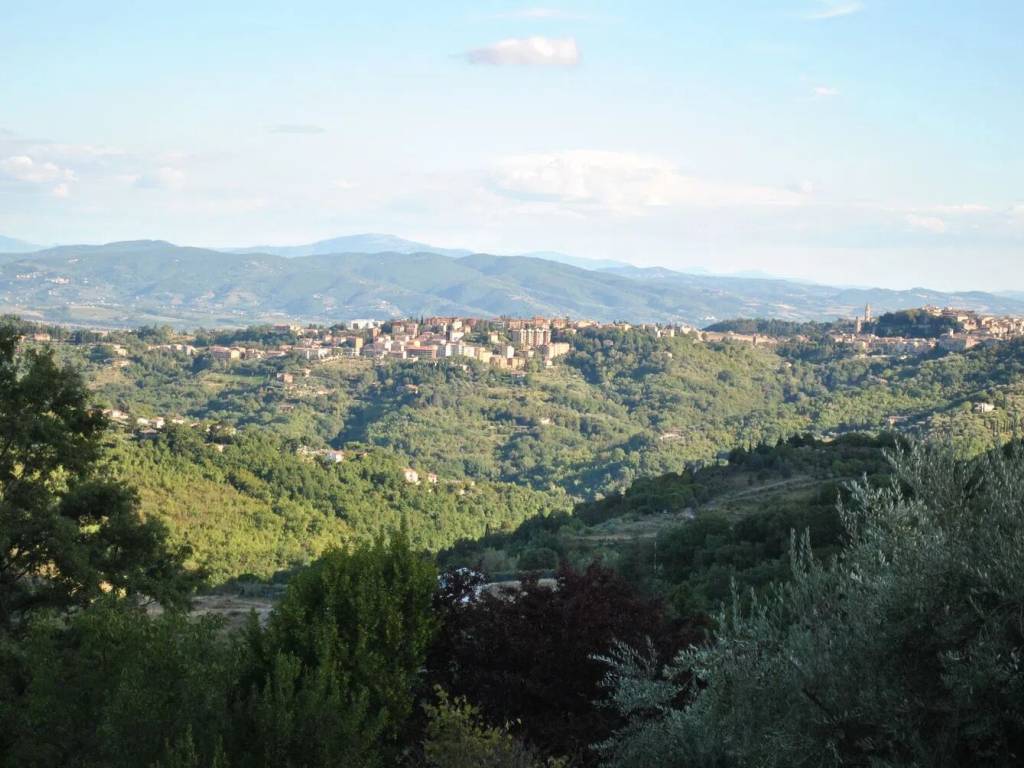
[700,475,820,511]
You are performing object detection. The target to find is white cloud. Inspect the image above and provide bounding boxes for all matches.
[52,183,71,199]
[813,85,840,97]
[492,150,804,214]
[333,179,357,190]
[806,1,864,19]
[1,154,76,184]
[905,213,947,234]
[135,166,186,190]
[466,36,580,67]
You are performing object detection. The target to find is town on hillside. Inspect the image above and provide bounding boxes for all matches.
[15,304,1024,448]
[828,304,1024,354]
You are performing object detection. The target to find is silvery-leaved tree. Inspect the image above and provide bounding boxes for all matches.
[596,442,1024,768]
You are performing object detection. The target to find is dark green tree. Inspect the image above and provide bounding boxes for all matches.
[0,325,192,633]
[234,531,437,768]
[4,600,235,768]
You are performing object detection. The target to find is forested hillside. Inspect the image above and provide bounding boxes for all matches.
[3,317,1009,582]
[111,428,568,582]
[3,239,1024,326]
[3,319,1024,767]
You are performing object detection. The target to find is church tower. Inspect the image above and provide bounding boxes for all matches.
[864,304,873,324]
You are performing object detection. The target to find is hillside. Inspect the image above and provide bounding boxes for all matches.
[7,316,1013,587]
[112,428,570,583]
[439,433,901,608]
[48,322,1022,500]
[1,240,1022,327]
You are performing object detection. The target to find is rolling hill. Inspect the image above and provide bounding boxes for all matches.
[0,239,1021,327]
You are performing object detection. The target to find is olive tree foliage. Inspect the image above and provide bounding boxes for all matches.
[596,442,1024,768]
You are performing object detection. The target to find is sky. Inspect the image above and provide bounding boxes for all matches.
[1,0,1022,291]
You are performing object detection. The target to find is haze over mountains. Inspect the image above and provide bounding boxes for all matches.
[0,235,1022,328]
[230,233,475,259]
[0,235,42,254]
[230,234,632,271]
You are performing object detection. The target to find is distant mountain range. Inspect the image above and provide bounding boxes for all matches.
[229,234,629,270]
[229,233,474,259]
[0,235,41,254]
[0,237,1021,328]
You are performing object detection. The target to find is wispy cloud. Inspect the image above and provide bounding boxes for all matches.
[1,155,76,184]
[491,150,805,214]
[270,124,327,135]
[813,85,840,97]
[806,1,864,20]
[905,213,947,234]
[465,36,580,67]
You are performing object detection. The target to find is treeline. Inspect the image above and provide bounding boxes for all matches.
[702,318,834,337]
[868,308,961,338]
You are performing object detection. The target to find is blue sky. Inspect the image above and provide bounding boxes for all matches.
[1,0,1022,290]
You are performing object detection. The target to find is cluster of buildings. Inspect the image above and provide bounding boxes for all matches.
[294,446,438,486]
[101,407,206,442]
[333,316,575,370]
[143,317,584,369]
[832,305,1024,356]
[151,316,589,370]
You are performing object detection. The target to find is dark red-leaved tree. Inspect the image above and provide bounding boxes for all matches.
[427,562,709,764]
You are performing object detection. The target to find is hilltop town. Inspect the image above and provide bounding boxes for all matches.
[132,316,690,371]
[829,305,1024,355]
[22,304,1024,379]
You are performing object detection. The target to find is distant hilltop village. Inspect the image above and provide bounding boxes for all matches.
[19,306,1024,373]
[190,315,700,372]
[16,306,1021,450]
[832,304,1024,355]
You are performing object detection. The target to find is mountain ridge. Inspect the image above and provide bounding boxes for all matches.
[0,239,1021,328]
